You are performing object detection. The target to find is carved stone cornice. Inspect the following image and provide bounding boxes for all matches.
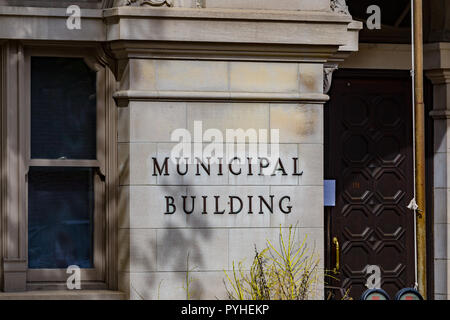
[331,0,350,16]
[104,7,356,48]
[128,0,173,6]
[114,0,173,7]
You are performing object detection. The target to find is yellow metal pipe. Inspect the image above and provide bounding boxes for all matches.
[413,0,427,299]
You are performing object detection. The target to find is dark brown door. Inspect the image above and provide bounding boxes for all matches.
[325,70,415,300]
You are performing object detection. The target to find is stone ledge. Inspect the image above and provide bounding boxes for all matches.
[0,6,103,18]
[430,110,450,120]
[103,6,353,23]
[110,41,337,63]
[0,6,359,54]
[0,6,105,41]
[113,90,329,104]
[0,290,126,300]
[105,7,358,48]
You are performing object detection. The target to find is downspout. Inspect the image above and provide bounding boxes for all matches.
[413,0,427,299]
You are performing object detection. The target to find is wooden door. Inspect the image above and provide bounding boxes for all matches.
[325,70,415,300]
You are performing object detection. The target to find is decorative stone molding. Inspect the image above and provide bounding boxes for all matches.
[429,110,450,119]
[323,65,338,94]
[426,69,450,85]
[331,0,350,15]
[195,0,204,8]
[121,0,173,6]
[113,90,329,105]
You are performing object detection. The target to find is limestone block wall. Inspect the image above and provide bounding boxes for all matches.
[116,59,326,299]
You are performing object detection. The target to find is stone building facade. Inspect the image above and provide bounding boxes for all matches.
[0,0,447,300]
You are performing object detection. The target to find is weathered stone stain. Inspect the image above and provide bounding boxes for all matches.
[271,104,319,138]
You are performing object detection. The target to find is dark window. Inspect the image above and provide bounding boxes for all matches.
[31,57,96,160]
[28,167,94,269]
[28,57,98,270]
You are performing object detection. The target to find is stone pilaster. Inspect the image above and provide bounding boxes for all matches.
[426,43,450,299]
[106,5,360,300]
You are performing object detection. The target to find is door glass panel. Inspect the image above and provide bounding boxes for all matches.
[31,57,96,160]
[28,167,94,269]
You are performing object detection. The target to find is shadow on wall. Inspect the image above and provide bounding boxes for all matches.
[119,143,215,299]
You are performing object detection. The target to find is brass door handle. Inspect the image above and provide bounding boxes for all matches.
[333,237,340,274]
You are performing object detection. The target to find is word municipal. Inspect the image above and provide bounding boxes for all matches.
[152,157,304,177]
[152,157,302,215]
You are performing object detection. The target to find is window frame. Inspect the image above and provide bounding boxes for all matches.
[24,48,107,286]
[0,43,118,292]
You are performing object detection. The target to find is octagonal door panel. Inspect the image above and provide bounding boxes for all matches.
[325,70,414,300]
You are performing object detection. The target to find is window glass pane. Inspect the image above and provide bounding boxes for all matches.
[28,167,95,269]
[31,57,97,159]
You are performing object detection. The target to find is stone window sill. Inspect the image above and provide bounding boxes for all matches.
[0,290,126,300]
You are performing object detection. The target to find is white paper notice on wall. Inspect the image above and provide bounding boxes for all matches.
[324,180,336,207]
